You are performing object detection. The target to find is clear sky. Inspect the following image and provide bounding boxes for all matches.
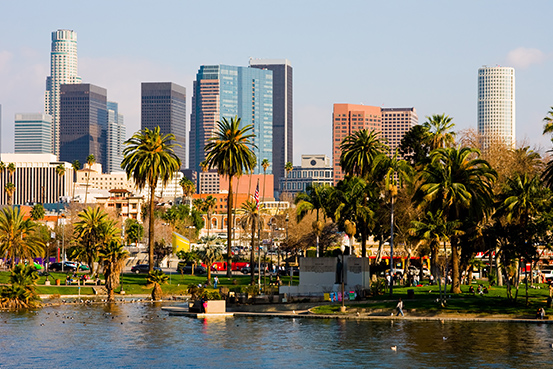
[1,1,552,165]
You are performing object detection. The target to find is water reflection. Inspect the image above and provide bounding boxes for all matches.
[1,304,552,368]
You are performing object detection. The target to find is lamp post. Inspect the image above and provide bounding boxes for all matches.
[389,185,397,297]
[341,244,345,312]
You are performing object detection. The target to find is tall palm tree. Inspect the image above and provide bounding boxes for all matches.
[0,207,44,269]
[422,114,456,150]
[71,160,80,199]
[179,177,196,207]
[240,200,261,284]
[0,161,5,174]
[84,155,96,204]
[55,164,66,199]
[261,159,270,201]
[284,161,293,201]
[4,183,16,206]
[122,126,181,272]
[99,239,129,302]
[197,237,223,283]
[543,106,553,136]
[340,129,388,180]
[7,163,16,182]
[295,183,331,257]
[204,116,257,278]
[203,195,217,237]
[414,147,496,293]
[199,160,208,200]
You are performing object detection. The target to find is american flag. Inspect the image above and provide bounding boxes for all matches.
[254,179,260,210]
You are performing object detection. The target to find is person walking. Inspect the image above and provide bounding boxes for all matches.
[396,298,404,317]
[214,276,219,289]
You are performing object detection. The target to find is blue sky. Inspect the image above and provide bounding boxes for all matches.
[1,1,552,165]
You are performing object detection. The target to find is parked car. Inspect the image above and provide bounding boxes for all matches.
[540,268,553,281]
[241,266,259,274]
[176,262,206,275]
[131,264,162,274]
[49,261,89,272]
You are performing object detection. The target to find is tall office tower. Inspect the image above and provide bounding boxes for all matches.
[478,66,515,148]
[59,84,107,170]
[141,82,186,169]
[381,107,418,155]
[14,113,53,154]
[45,29,82,157]
[106,102,125,173]
[249,59,292,197]
[332,103,382,185]
[190,65,273,175]
[0,104,2,153]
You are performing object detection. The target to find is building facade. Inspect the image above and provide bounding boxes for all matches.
[332,104,382,184]
[59,83,108,171]
[14,113,53,154]
[280,155,333,196]
[189,65,273,175]
[249,58,293,198]
[45,29,82,157]
[106,102,125,173]
[381,107,418,155]
[478,66,515,148]
[141,82,186,169]
[95,189,143,222]
[0,153,73,205]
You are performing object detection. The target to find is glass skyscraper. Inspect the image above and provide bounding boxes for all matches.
[478,66,515,148]
[14,113,53,154]
[45,29,82,158]
[189,65,273,175]
[106,102,125,173]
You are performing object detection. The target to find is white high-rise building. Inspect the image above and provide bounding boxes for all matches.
[45,29,82,157]
[106,102,125,173]
[14,113,53,154]
[477,66,515,148]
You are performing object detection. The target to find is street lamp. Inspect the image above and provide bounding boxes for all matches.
[340,244,345,312]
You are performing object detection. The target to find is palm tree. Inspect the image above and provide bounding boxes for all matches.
[0,161,5,174]
[204,116,257,278]
[122,126,181,272]
[422,114,456,150]
[261,159,270,201]
[203,195,217,237]
[179,177,196,207]
[4,183,16,206]
[283,161,293,201]
[340,129,388,180]
[197,237,223,284]
[295,183,331,257]
[199,160,208,200]
[55,164,66,199]
[99,239,129,302]
[0,264,41,310]
[147,269,169,300]
[7,163,16,182]
[240,200,261,284]
[414,147,496,293]
[543,106,553,136]
[71,160,80,199]
[84,155,96,204]
[0,207,44,269]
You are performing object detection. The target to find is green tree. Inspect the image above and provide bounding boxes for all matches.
[204,116,257,278]
[5,182,16,206]
[340,129,388,180]
[30,203,45,221]
[240,200,261,284]
[0,264,40,310]
[414,147,496,293]
[122,126,181,272]
[84,155,96,204]
[399,124,431,168]
[147,269,169,300]
[197,236,223,283]
[0,207,44,269]
[99,239,129,302]
[179,176,196,206]
[422,113,456,150]
[125,218,144,246]
[295,183,331,257]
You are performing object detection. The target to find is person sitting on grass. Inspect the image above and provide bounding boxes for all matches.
[469,285,475,293]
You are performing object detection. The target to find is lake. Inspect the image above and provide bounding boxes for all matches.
[1,302,552,368]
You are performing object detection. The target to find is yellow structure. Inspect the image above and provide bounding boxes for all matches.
[172,232,190,253]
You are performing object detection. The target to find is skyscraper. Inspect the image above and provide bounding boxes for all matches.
[45,29,82,157]
[478,66,515,147]
[106,102,125,173]
[14,113,53,154]
[332,104,382,184]
[381,107,418,155]
[249,59,292,197]
[189,65,273,175]
[59,84,107,169]
[141,82,186,169]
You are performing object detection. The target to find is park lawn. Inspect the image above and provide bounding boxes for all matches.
[312,282,552,317]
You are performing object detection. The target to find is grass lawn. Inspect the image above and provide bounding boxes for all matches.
[311,282,552,317]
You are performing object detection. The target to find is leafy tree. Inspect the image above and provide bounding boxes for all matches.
[399,124,431,167]
[204,116,256,278]
[147,269,169,300]
[99,240,129,302]
[295,183,331,257]
[122,126,181,272]
[30,203,45,221]
[0,207,44,269]
[125,218,144,246]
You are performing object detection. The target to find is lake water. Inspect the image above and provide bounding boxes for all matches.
[1,302,552,368]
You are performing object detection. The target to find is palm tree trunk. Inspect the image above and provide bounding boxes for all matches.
[451,238,461,294]
[250,219,256,284]
[226,177,233,278]
[149,185,156,272]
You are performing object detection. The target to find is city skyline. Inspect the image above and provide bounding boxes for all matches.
[1,2,552,164]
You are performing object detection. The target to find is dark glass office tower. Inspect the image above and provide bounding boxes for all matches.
[141,82,186,169]
[59,84,107,170]
[249,59,293,199]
